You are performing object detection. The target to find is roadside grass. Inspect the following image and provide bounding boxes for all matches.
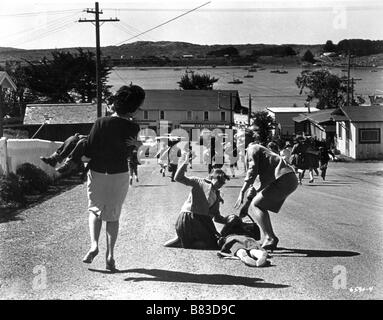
[0,175,84,223]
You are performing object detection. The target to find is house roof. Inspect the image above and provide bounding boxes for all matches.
[23,103,108,125]
[267,107,320,114]
[292,109,336,124]
[0,71,17,90]
[23,90,244,125]
[141,89,243,111]
[334,106,383,122]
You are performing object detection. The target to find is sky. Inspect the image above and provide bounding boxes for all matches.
[0,0,382,49]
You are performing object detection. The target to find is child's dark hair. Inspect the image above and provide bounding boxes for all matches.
[113,85,145,115]
[208,169,230,183]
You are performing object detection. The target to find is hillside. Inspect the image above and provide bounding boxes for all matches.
[0,41,322,63]
[0,41,381,67]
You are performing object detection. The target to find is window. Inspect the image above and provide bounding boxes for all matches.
[220,111,226,121]
[338,122,343,139]
[359,128,381,144]
[143,110,149,120]
[159,110,165,120]
[204,111,209,121]
[186,110,192,121]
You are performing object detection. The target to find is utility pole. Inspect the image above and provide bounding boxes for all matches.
[230,93,233,129]
[248,94,252,126]
[0,85,3,137]
[346,51,351,106]
[79,2,119,117]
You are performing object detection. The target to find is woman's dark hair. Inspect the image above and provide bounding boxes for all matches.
[113,85,145,115]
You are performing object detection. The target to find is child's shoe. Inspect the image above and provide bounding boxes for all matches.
[56,159,79,176]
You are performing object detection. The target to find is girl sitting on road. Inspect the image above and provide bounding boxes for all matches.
[164,153,230,249]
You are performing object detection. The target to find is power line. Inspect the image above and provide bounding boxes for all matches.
[0,11,80,41]
[8,12,81,48]
[114,1,211,46]
[0,9,81,17]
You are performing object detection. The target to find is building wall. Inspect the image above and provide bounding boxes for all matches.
[273,112,303,136]
[336,121,347,156]
[336,121,383,159]
[136,109,229,132]
[0,138,62,177]
[354,122,383,159]
[310,124,326,141]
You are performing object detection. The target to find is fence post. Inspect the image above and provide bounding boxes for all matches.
[0,137,9,176]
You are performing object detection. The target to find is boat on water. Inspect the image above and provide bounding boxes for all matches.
[228,78,243,84]
[244,74,254,78]
[270,69,288,74]
[248,66,257,72]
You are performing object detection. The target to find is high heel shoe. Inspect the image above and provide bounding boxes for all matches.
[82,248,99,263]
[262,237,279,252]
[106,258,117,272]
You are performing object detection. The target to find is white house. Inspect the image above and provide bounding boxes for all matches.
[332,106,383,159]
[267,106,319,137]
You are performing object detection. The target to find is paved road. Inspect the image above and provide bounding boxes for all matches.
[0,160,382,300]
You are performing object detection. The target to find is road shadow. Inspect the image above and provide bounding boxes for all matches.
[271,248,360,258]
[305,183,354,187]
[120,268,290,288]
[134,185,167,187]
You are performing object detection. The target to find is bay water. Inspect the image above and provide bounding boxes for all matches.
[108,66,383,111]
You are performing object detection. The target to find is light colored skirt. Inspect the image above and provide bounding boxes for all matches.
[87,170,130,222]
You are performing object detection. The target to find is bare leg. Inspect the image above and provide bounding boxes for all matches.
[249,249,268,267]
[309,169,314,183]
[83,212,102,263]
[106,220,119,262]
[236,249,257,267]
[298,170,304,185]
[89,212,102,251]
[248,204,276,243]
[163,236,181,247]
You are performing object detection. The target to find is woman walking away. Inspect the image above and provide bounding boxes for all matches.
[234,134,298,252]
[82,84,145,272]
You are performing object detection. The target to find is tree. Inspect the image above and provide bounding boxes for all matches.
[302,50,315,63]
[207,46,239,57]
[295,69,347,109]
[21,49,111,103]
[178,72,219,90]
[251,111,276,145]
[323,40,337,52]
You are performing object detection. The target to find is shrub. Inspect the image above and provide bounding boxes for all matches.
[0,173,26,206]
[16,163,53,194]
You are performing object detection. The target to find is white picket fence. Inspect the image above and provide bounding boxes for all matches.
[0,137,62,178]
